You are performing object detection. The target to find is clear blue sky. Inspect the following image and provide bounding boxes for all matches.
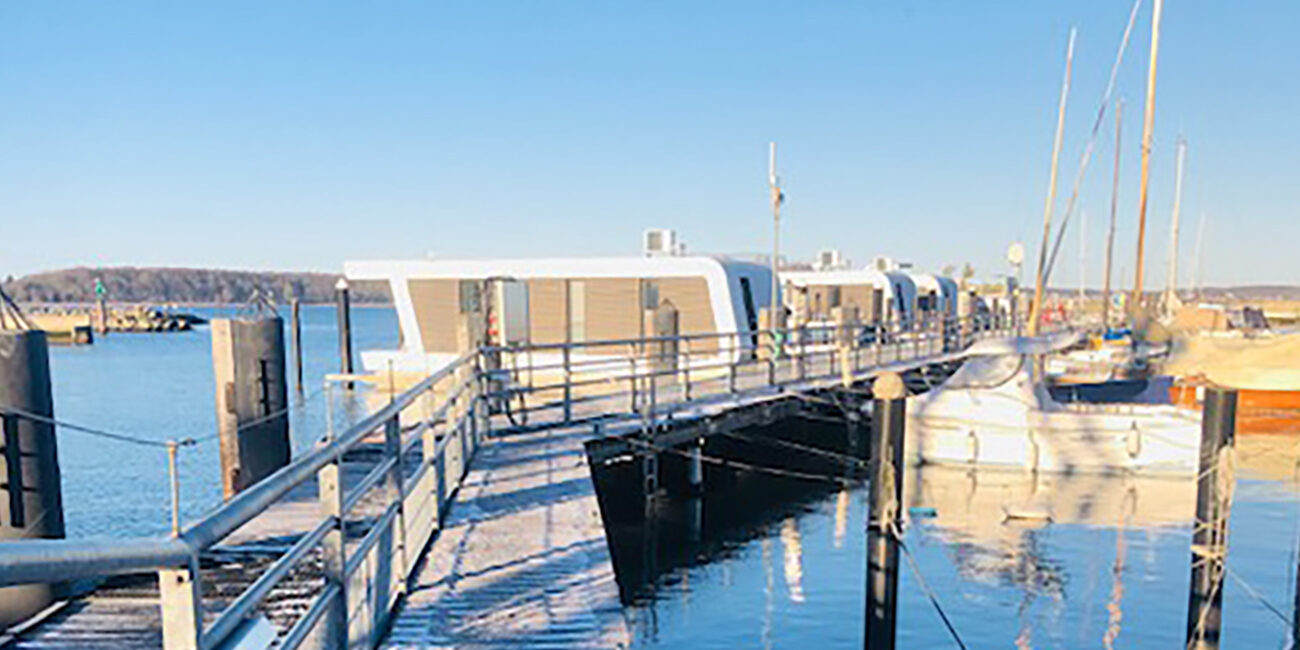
[2,1,1296,287]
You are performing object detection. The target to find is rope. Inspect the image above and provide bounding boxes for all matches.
[1224,566,1290,627]
[0,406,176,448]
[719,430,867,469]
[623,436,854,487]
[890,520,970,649]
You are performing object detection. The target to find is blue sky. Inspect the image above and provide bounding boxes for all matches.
[2,1,1296,287]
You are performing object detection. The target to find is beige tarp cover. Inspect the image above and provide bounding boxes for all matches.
[1163,332,1300,390]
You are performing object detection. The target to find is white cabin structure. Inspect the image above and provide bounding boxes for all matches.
[344,256,775,373]
[780,269,919,327]
[906,272,959,321]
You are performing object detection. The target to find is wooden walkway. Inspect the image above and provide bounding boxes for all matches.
[383,423,629,649]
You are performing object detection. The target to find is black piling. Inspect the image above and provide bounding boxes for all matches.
[335,278,355,390]
[1186,387,1237,650]
[0,330,66,627]
[290,297,304,397]
[211,317,291,499]
[865,372,906,649]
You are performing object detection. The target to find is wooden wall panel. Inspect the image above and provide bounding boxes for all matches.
[408,279,459,353]
[528,279,567,344]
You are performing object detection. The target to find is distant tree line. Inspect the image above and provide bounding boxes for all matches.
[1,267,391,304]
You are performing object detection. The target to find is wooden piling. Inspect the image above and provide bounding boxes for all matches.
[865,372,906,649]
[335,278,355,391]
[1186,387,1236,650]
[211,317,291,499]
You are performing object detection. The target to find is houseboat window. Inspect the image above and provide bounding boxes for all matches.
[828,286,841,309]
[568,280,586,343]
[739,278,758,331]
[459,280,482,314]
[642,280,660,310]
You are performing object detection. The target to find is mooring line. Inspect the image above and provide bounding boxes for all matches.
[891,522,969,649]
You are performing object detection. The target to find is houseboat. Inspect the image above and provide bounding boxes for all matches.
[343,255,776,374]
[779,268,919,327]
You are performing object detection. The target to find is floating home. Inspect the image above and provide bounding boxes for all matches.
[779,268,962,328]
[344,256,776,372]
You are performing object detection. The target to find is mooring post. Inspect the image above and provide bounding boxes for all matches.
[687,438,704,495]
[211,317,291,499]
[335,277,355,391]
[290,297,304,397]
[865,371,907,649]
[0,330,67,628]
[1186,387,1237,650]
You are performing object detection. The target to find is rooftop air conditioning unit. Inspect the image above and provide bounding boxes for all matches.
[815,249,846,271]
[872,256,897,272]
[643,229,682,257]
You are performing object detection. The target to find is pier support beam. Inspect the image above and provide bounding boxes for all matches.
[211,317,291,499]
[865,372,906,649]
[335,278,355,391]
[0,330,66,628]
[1186,387,1236,650]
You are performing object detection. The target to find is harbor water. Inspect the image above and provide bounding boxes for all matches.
[45,310,1300,646]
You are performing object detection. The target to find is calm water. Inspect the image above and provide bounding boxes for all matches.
[46,317,1300,646]
[617,434,1300,648]
[48,305,397,538]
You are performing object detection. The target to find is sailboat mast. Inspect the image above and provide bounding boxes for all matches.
[1192,212,1207,300]
[1165,136,1187,314]
[1029,28,1077,337]
[1080,210,1087,305]
[1102,98,1124,328]
[769,142,782,334]
[1131,0,1164,310]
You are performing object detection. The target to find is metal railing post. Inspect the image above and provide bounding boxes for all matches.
[628,345,638,415]
[158,560,202,650]
[422,386,441,529]
[562,345,572,424]
[682,339,692,402]
[728,334,738,394]
[384,415,409,594]
[318,445,348,648]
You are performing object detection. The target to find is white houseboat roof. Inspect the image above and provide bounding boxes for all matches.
[780,268,908,289]
[345,255,768,281]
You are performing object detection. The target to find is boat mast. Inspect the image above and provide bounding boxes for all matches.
[1080,210,1087,306]
[1131,0,1164,311]
[1192,212,1207,300]
[1102,98,1124,328]
[1029,28,1077,337]
[1165,135,1188,317]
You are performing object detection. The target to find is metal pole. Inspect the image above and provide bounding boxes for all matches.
[1029,28,1077,337]
[1132,0,1165,309]
[769,142,783,354]
[1186,387,1236,650]
[1102,98,1124,328]
[335,278,354,391]
[687,439,704,495]
[167,440,181,537]
[865,372,907,649]
[290,297,304,397]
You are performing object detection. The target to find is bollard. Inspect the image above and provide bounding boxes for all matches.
[290,297,304,397]
[0,330,66,628]
[865,371,907,650]
[211,317,291,499]
[336,278,355,391]
[1186,387,1236,650]
[687,439,704,495]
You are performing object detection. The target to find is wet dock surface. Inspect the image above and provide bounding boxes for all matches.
[383,424,629,649]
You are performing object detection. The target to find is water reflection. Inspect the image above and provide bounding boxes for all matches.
[603,422,1300,647]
